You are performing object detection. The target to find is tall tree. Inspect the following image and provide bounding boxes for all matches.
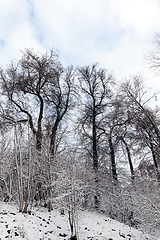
[121,76,160,180]
[0,49,75,212]
[0,49,75,155]
[0,49,58,151]
[77,64,113,208]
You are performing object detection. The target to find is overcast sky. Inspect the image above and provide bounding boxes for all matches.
[1,0,160,90]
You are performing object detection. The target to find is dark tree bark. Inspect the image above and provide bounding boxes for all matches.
[147,132,160,180]
[109,133,118,184]
[120,136,135,181]
[93,103,98,171]
[92,103,99,209]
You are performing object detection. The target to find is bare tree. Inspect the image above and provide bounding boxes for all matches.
[77,64,114,209]
[44,65,75,156]
[147,33,160,74]
[0,131,15,202]
[120,76,160,180]
[0,49,75,212]
[0,49,60,151]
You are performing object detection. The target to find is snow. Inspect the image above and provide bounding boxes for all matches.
[0,202,153,240]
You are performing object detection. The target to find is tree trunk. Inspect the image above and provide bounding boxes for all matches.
[92,106,99,209]
[36,131,42,152]
[14,124,23,212]
[23,124,32,213]
[45,122,59,212]
[109,134,117,184]
[121,137,135,181]
[149,135,160,180]
[47,185,53,212]
[50,129,57,157]
[36,94,43,152]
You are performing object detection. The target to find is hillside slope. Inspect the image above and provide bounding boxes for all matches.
[0,202,152,240]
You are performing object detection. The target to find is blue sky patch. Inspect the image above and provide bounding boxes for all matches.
[26,0,35,22]
[0,39,6,47]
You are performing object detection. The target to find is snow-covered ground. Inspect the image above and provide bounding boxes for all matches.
[0,202,153,240]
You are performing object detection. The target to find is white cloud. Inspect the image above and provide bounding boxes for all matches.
[0,0,45,65]
[113,0,160,38]
[0,0,160,86]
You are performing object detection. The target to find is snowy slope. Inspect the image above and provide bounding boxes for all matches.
[0,202,153,240]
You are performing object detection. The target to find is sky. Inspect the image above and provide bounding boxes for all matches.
[0,0,160,90]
